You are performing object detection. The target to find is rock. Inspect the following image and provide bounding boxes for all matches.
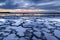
[0,17,60,40]
[0,27,6,32]
[5,20,16,26]
[54,30,60,38]
[23,22,33,28]
[0,21,4,25]
[0,19,6,25]
[42,28,50,33]
[16,26,27,36]
[26,28,33,33]
[24,30,32,37]
[0,33,4,40]
[12,19,24,26]
[33,32,41,38]
[32,37,41,40]
[3,34,18,40]
[45,23,55,29]
[55,23,60,27]
[44,32,58,40]
[19,37,26,40]
[33,27,41,32]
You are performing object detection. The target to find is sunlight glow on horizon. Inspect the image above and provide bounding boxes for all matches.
[0,9,49,12]
[0,9,60,13]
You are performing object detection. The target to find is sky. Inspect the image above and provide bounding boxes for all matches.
[0,0,60,11]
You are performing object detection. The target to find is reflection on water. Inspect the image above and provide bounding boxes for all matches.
[0,16,60,40]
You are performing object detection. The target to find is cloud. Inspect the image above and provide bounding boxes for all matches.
[36,2,55,6]
[52,1,60,6]
[0,3,5,6]
[0,0,60,11]
[0,0,19,9]
[0,0,6,3]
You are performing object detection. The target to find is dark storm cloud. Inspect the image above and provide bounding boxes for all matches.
[0,0,60,10]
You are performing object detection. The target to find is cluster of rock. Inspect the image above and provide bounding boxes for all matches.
[0,17,60,40]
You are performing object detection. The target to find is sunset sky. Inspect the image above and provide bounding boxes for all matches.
[0,0,60,12]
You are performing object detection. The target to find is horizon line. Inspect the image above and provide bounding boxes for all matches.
[0,9,59,13]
